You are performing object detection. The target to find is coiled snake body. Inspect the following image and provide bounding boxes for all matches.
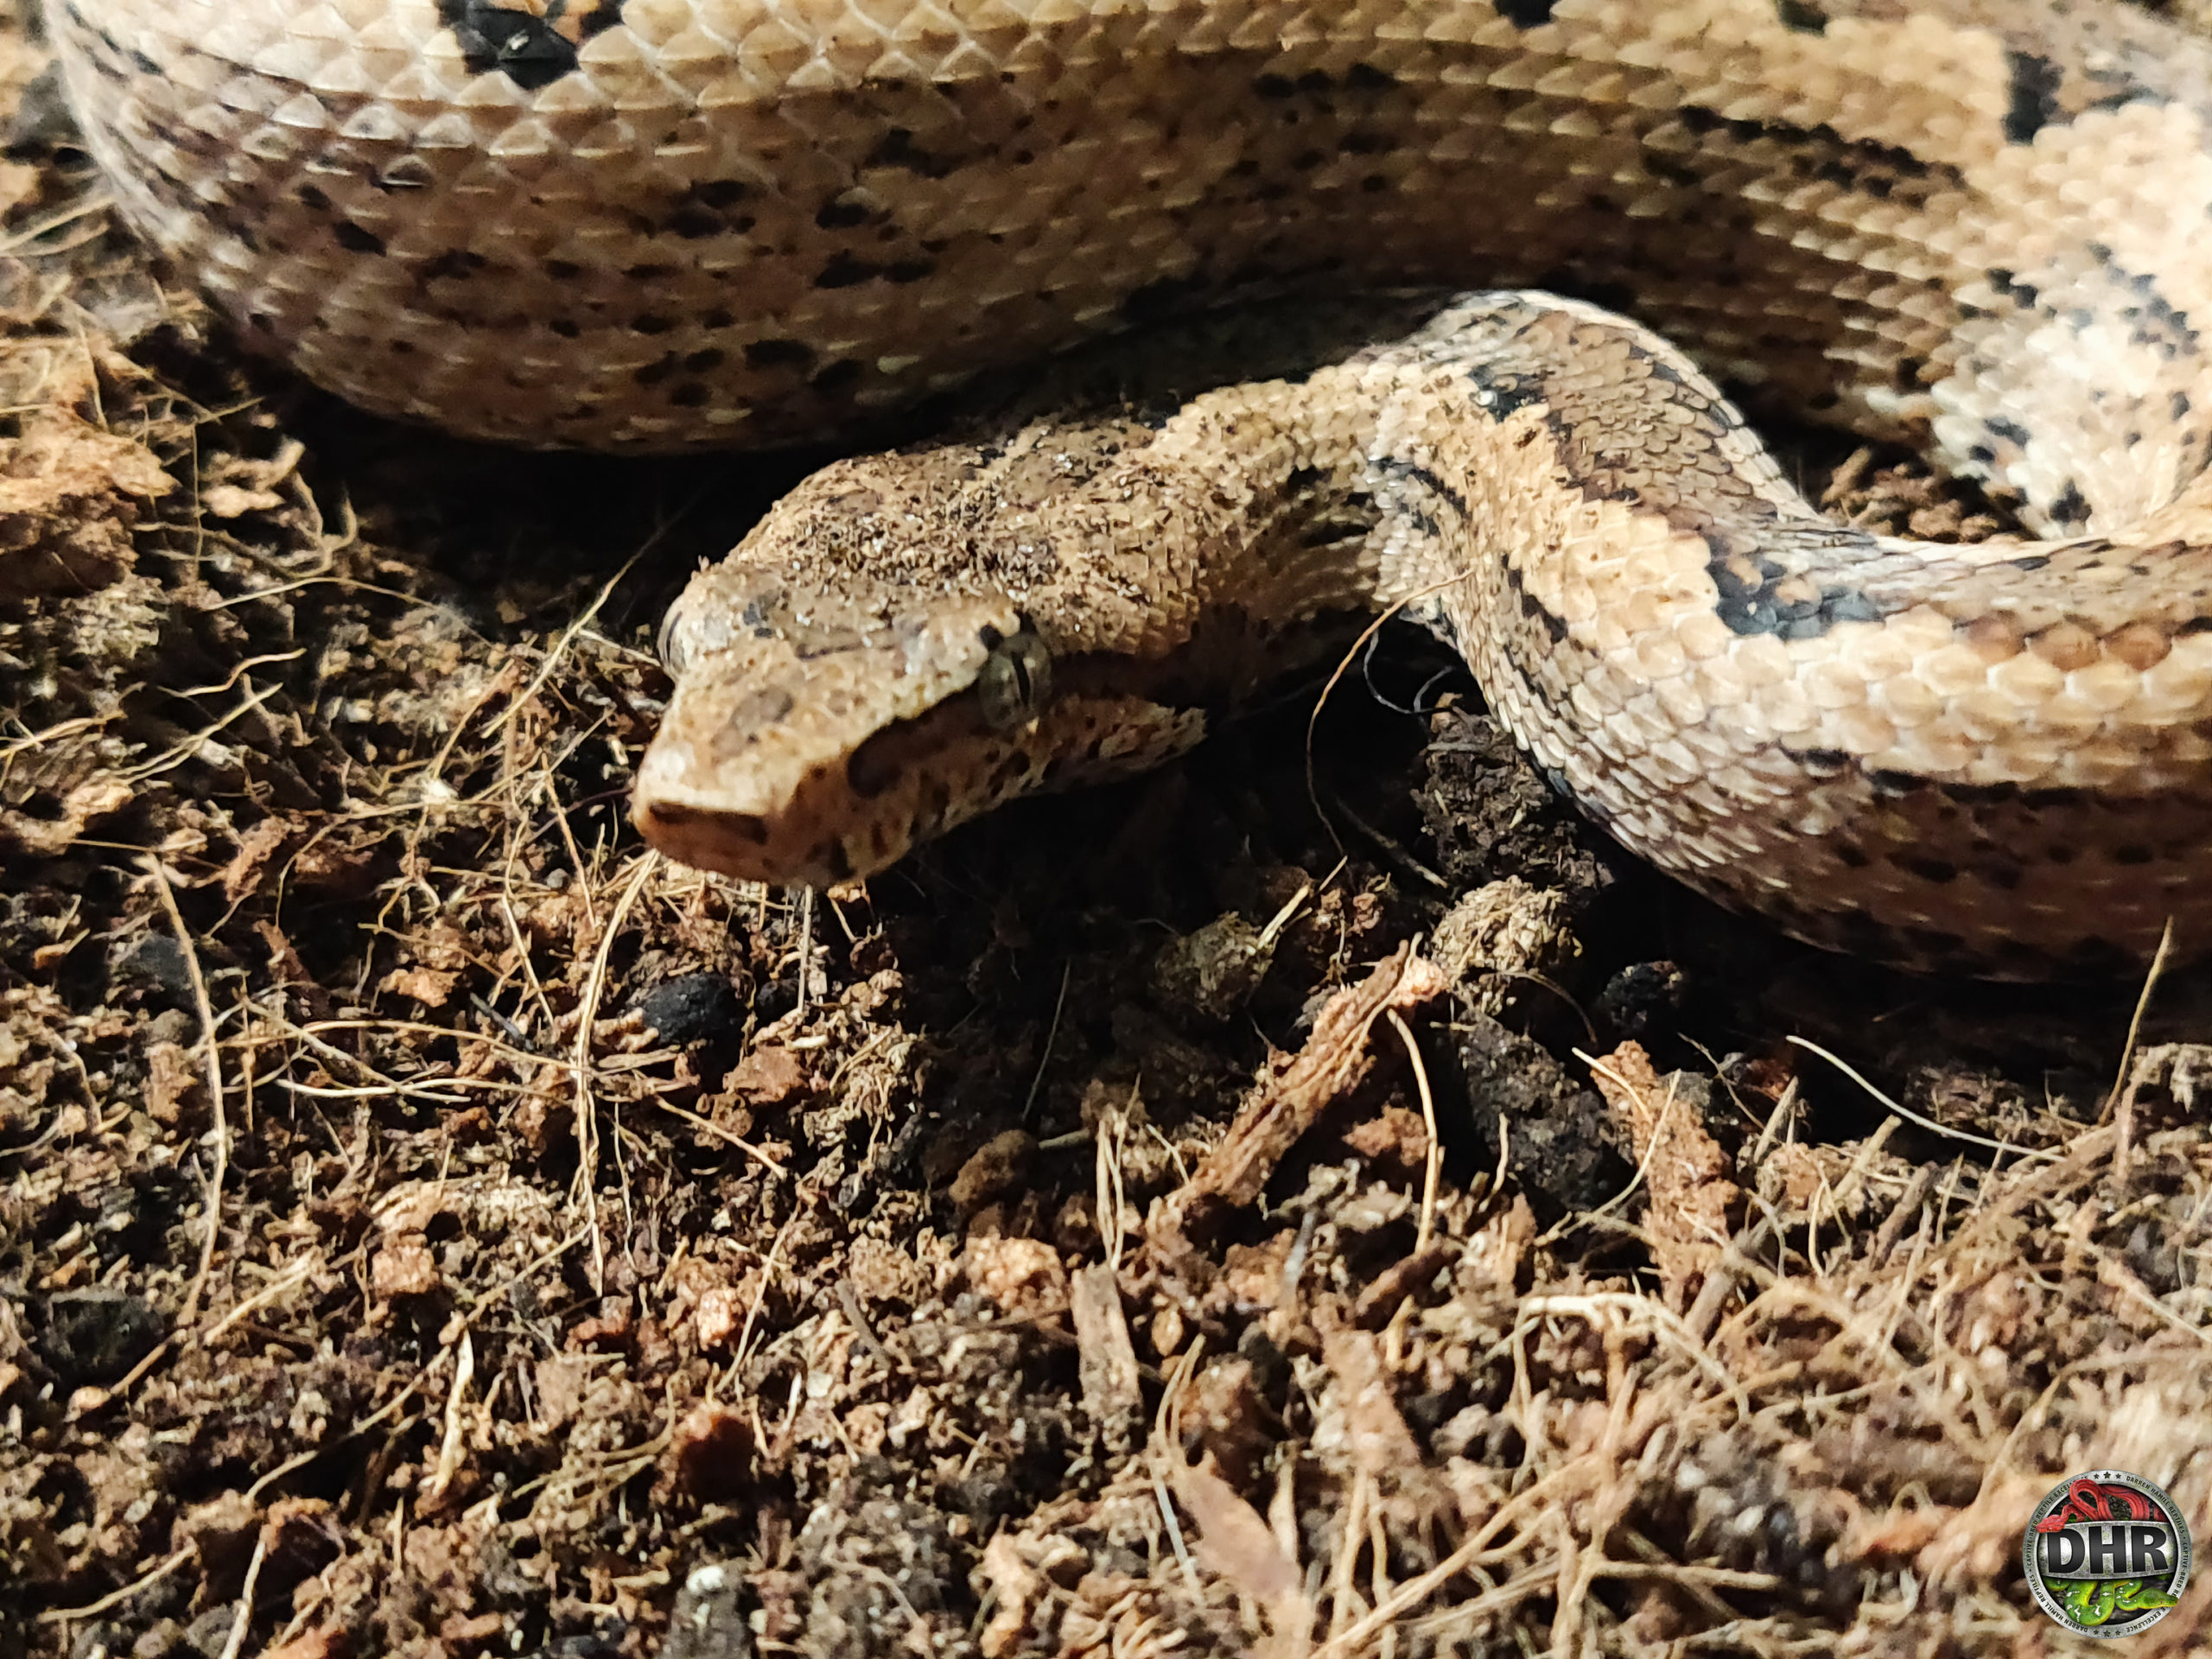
[52,0,2212,974]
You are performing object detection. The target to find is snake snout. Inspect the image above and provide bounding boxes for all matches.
[633,573,1047,884]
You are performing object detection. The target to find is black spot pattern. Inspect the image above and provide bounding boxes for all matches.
[437,0,624,92]
[1705,527,1887,640]
[1897,855,1959,886]
[1986,267,2041,309]
[1495,0,1559,25]
[864,128,960,179]
[745,339,815,370]
[420,248,486,283]
[2004,50,2065,144]
[2113,265,2199,359]
[1789,748,1851,772]
[813,253,882,289]
[333,220,385,256]
[1675,105,1960,195]
[1503,566,1569,646]
[1374,456,1470,522]
[1462,365,1548,421]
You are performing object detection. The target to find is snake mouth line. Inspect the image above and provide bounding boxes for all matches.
[637,590,1384,887]
[635,652,1223,887]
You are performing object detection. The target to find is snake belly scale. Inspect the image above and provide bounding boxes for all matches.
[50,0,2212,974]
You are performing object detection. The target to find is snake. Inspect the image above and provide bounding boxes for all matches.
[48,0,2212,976]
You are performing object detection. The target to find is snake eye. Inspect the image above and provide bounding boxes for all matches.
[976,625,1052,729]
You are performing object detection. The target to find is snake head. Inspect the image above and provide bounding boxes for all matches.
[632,553,1205,887]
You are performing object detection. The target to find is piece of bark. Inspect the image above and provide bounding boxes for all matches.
[1147,944,1448,1275]
[1069,1262,1142,1454]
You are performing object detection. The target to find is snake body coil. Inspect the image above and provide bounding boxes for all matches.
[52,0,2212,973]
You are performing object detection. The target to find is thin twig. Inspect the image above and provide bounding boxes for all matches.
[1303,571,1465,856]
[421,1329,477,1507]
[35,1548,193,1624]
[2103,914,2177,1122]
[1788,1036,2063,1166]
[480,551,646,742]
[573,854,658,1291]
[728,1197,810,1389]
[1310,1466,1585,1657]
[144,855,226,1325]
[1021,959,1073,1123]
[213,1533,267,1659]
[1387,1008,1441,1255]
[652,1098,789,1178]
[794,886,814,1018]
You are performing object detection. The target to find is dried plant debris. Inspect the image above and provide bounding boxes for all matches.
[5,8,2212,1657]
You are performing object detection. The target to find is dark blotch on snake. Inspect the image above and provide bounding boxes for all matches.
[664,207,722,238]
[1464,366,1548,420]
[1707,543,1885,639]
[1986,268,2042,309]
[2004,50,2065,144]
[2050,480,2091,526]
[1897,855,1960,886]
[1675,105,1949,188]
[333,220,385,256]
[421,248,486,282]
[437,0,623,92]
[846,732,902,800]
[1789,747,1851,772]
[865,128,959,180]
[745,338,816,370]
[1375,457,1471,521]
[814,253,884,289]
[1504,567,1569,645]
